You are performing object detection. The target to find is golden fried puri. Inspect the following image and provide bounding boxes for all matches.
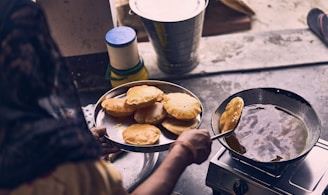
[219,97,244,133]
[125,85,164,108]
[134,102,167,125]
[101,98,136,117]
[163,92,201,120]
[161,117,200,135]
[122,124,161,145]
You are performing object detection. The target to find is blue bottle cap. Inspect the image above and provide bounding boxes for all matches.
[105,26,137,48]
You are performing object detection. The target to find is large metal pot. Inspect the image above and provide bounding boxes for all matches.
[211,88,321,167]
[129,0,208,74]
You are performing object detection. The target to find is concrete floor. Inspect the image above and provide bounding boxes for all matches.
[238,0,328,32]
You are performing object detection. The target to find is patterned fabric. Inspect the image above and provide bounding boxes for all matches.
[82,104,96,129]
[0,0,101,189]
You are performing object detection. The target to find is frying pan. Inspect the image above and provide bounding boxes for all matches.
[211,88,321,166]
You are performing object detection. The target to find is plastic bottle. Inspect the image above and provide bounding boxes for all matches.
[105,26,148,88]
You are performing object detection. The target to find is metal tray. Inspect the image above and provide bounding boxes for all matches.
[93,80,203,152]
[108,151,159,192]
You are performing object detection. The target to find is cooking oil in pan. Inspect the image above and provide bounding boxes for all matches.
[227,104,308,162]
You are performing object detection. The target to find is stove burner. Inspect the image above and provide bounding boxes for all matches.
[206,139,328,195]
[229,154,294,178]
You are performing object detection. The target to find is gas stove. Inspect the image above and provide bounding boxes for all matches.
[206,139,328,195]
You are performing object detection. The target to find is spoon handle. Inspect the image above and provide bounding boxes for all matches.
[211,129,234,140]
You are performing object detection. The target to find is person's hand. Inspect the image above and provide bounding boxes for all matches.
[175,129,212,164]
[90,126,121,156]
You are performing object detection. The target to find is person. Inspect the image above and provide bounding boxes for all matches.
[0,0,212,195]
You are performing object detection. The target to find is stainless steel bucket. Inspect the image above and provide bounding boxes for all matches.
[130,0,208,74]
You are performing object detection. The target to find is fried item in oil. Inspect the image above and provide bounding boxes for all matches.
[219,97,244,133]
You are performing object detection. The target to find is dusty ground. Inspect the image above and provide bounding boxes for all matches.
[245,0,328,32]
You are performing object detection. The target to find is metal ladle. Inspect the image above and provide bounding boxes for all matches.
[210,114,242,140]
[210,127,237,140]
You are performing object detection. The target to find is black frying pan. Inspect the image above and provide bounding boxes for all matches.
[211,88,321,166]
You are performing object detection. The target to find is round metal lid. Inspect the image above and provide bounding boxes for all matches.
[129,0,207,22]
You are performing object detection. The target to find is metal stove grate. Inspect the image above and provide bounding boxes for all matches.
[229,154,294,178]
[206,139,328,195]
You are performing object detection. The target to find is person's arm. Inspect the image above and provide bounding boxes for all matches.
[131,129,212,195]
[132,144,191,195]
